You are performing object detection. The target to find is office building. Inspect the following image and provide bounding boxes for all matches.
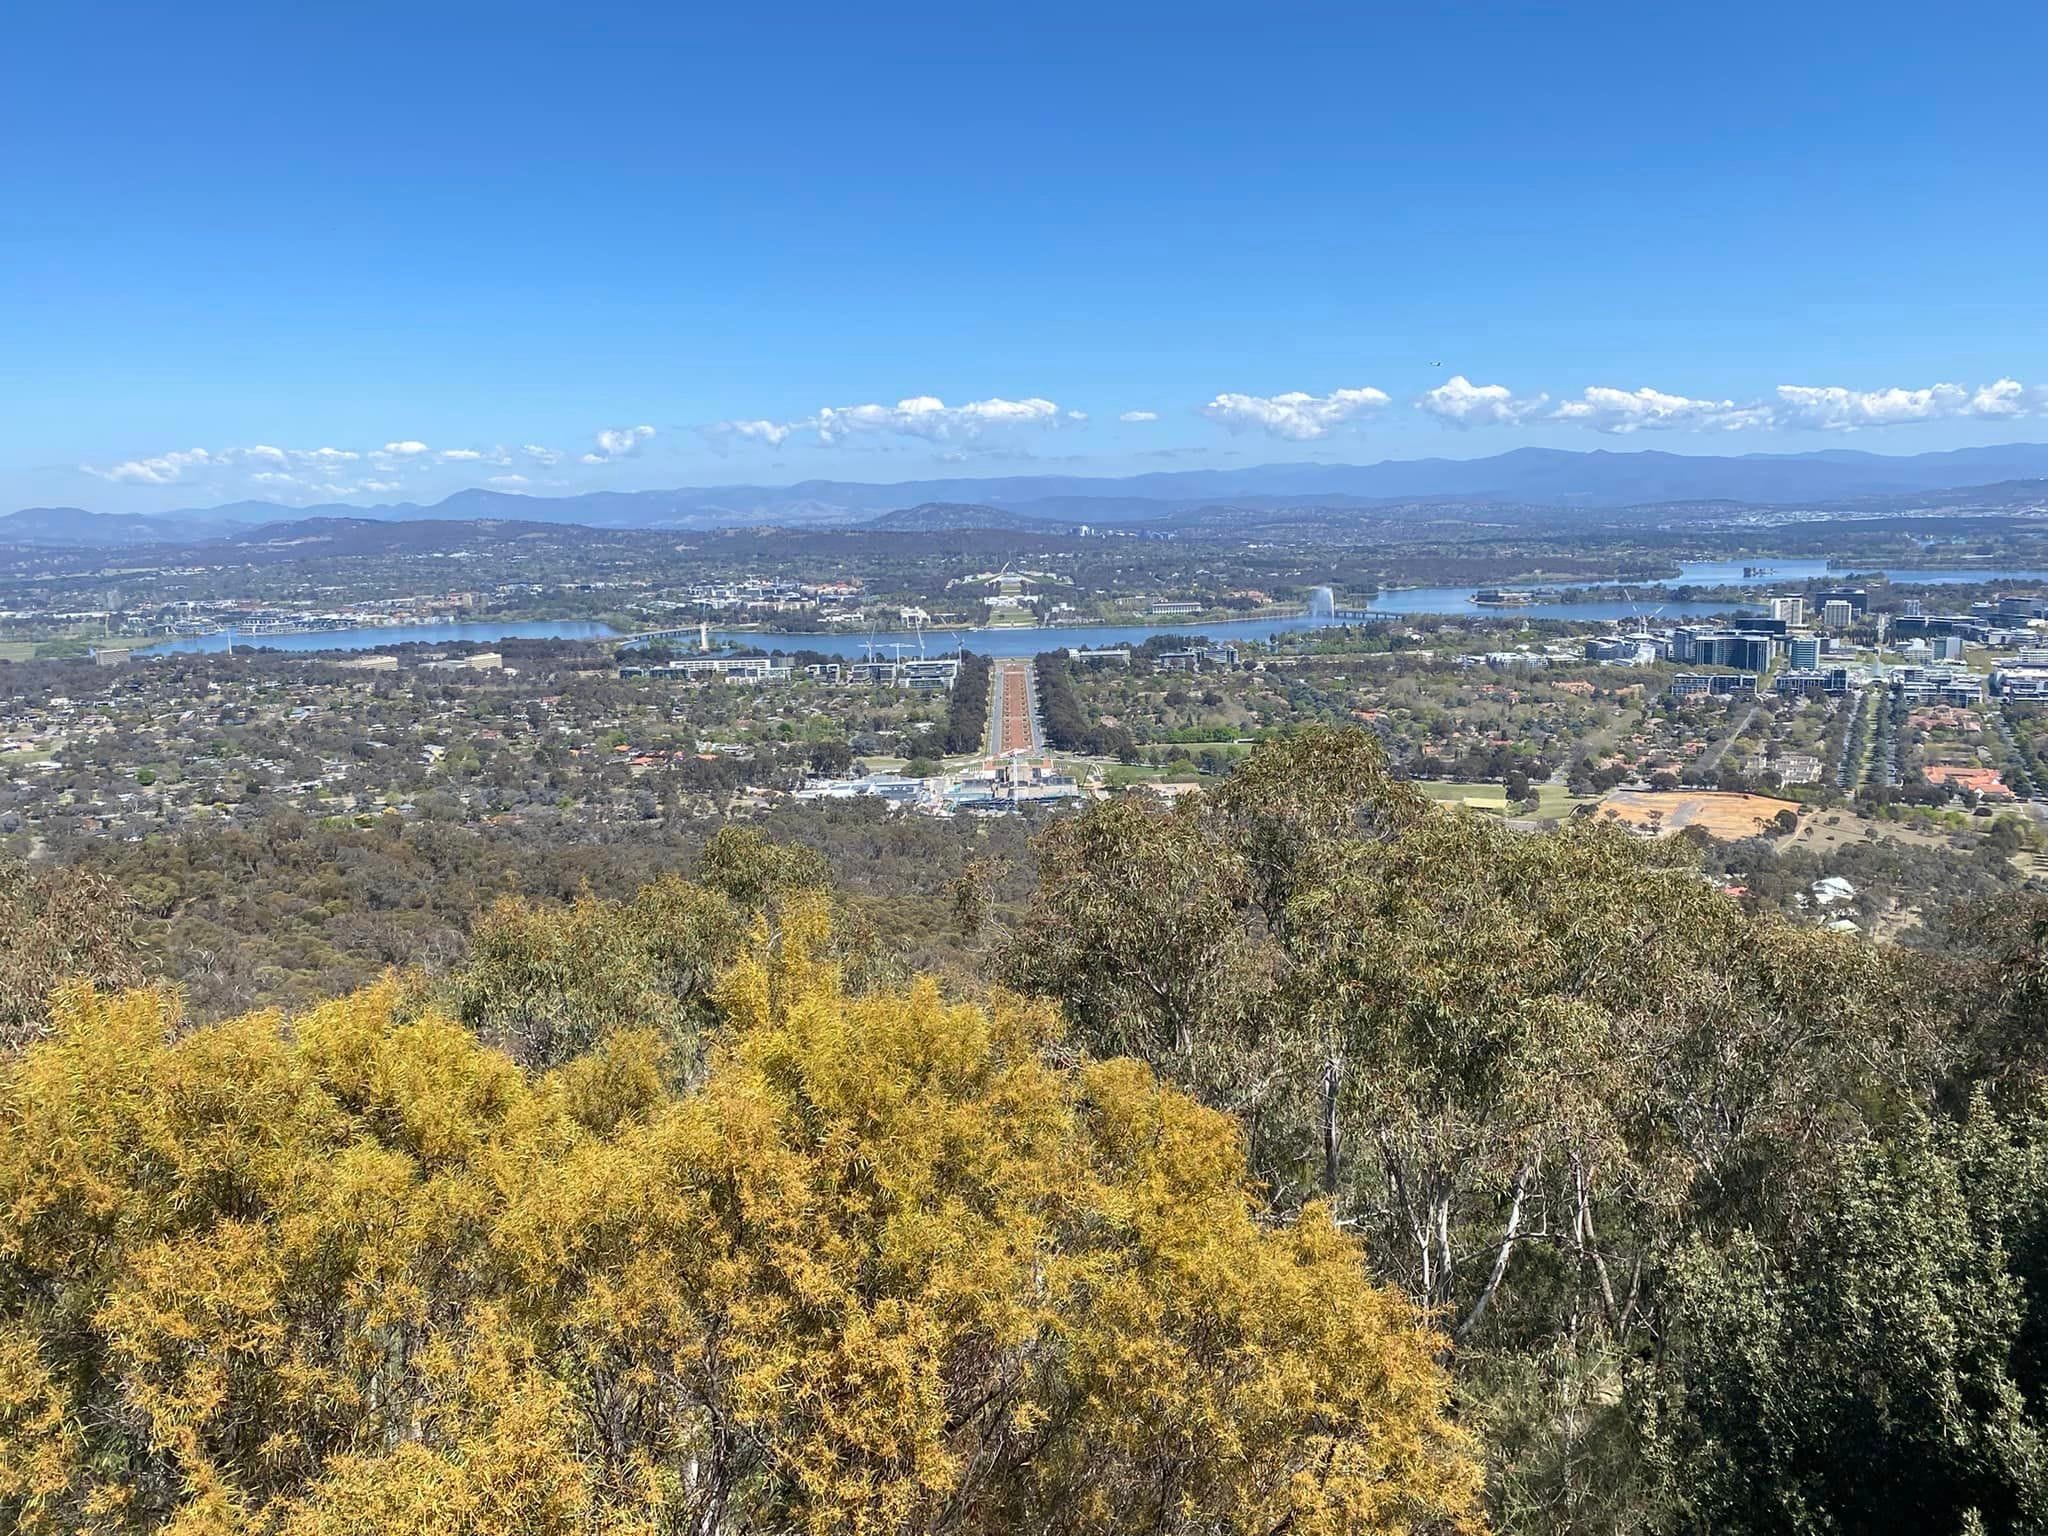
[1891,614,1993,643]
[1673,629,1772,671]
[1891,665,1984,706]
[1671,672,1759,699]
[898,657,962,692]
[1816,587,1869,617]
[1715,632,1773,672]
[1773,667,1851,699]
[1586,636,1654,663]
[1997,666,2048,700]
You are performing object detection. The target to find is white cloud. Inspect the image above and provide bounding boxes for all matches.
[1969,378,2035,417]
[709,395,1072,449]
[1202,387,1390,441]
[1417,376,1548,427]
[65,423,645,494]
[1773,382,1961,430]
[1549,386,1768,434]
[1526,376,2044,434]
[260,445,367,469]
[816,396,1062,444]
[86,448,217,485]
[85,435,562,487]
[86,442,388,485]
[79,371,2048,504]
[237,469,406,501]
[1769,378,2046,430]
[581,424,656,463]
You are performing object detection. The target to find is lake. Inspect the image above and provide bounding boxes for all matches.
[1651,559,2048,588]
[724,560,2048,657]
[1358,561,2048,620]
[139,620,619,656]
[128,560,2048,661]
[721,603,1749,659]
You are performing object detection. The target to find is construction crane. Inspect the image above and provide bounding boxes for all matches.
[1618,585,1667,631]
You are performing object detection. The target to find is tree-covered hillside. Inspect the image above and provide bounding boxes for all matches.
[7,732,2048,1535]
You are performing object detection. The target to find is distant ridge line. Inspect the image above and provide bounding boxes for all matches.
[8,442,2048,547]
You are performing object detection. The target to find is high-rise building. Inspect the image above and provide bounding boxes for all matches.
[1789,635,1821,670]
[1771,595,1807,626]
[1902,597,1923,618]
[1678,629,1776,671]
[1732,633,1774,672]
[1823,599,1855,629]
[1815,588,1869,616]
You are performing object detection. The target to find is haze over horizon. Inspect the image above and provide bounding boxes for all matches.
[7,1,2047,516]
[17,436,2048,518]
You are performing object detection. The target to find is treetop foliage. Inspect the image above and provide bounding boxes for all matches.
[13,724,2048,1535]
[994,725,2039,1532]
[0,858,143,1052]
[0,895,1479,1536]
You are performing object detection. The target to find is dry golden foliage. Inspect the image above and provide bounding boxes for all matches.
[0,902,1478,1536]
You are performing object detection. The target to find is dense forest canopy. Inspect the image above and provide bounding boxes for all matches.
[7,732,2048,1534]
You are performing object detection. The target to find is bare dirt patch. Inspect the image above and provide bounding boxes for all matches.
[1594,789,1801,840]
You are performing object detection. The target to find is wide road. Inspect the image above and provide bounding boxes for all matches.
[989,659,1041,755]
[1698,701,1760,774]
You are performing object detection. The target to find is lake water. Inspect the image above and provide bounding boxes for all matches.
[139,620,619,656]
[1651,559,2048,588]
[723,602,1754,658]
[723,560,2048,656]
[128,561,2048,661]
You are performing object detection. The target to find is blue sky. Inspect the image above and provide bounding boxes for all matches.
[4,1,2045,512]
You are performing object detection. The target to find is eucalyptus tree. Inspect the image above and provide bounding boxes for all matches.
[999,726,1944,1533]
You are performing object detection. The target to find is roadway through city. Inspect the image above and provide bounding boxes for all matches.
[1697,701,1761,775]
[988,658,1042,755]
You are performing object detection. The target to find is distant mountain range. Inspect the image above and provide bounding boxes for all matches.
[862,502,1087,533]
[8,442,2048,548]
